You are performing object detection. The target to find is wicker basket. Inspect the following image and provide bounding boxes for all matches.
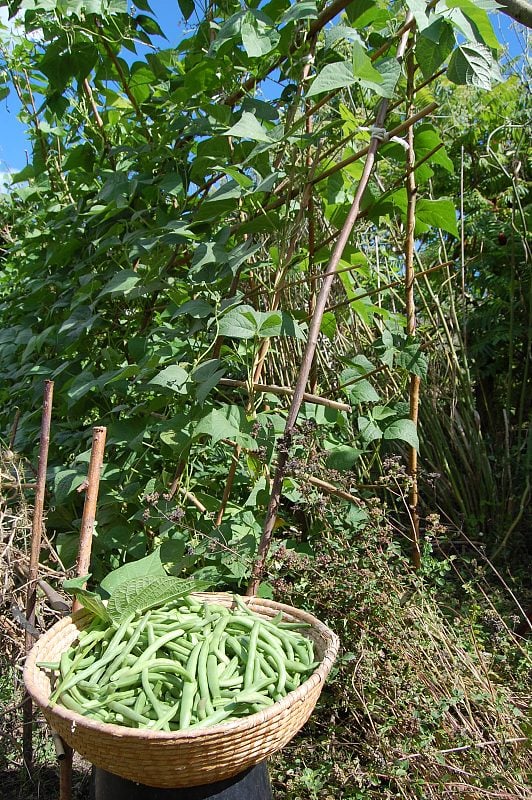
[24,592,339,788]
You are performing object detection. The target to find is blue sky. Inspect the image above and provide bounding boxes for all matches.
[0,2,528,176]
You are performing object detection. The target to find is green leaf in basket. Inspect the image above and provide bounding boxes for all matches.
[107,576,214,624]
[62,582,110,623]
[63,574,91,591]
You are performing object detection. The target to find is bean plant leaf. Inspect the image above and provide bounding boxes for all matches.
[307,61,357,97]
[63,575,91,591]
[225,112,273,142]
[447,0,499,51]
[325,445,364,471]
[108,575,213,624]
[98,269,140,297]
[416,20,455,79]
[63,579,110,623]
[178,0,195,20]
[447,44,501,90]
[383,418,419,450]
[281,0,317,25]
[416,198,458,237]
[54,469,86,502]
[100,548,167,595]
[148,365,189,392]
[218,306,258,338]
[194,405,256,448]
[373,57,401,98]
[240,11,279,57]
[358,415,382,443]
[405,0,436,30]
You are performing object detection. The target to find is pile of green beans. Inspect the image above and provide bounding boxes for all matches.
[38,596,317,731]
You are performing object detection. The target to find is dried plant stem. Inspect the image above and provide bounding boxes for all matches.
[304,475,363,505]
[247,17,414,595]
[215,449,241,526]
[9,408,21,449]
[405,42,421,569]
[22,380,54,769]
[216,106,320,526]
[324,261,453,317]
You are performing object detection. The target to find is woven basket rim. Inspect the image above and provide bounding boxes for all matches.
[24,592,339,741]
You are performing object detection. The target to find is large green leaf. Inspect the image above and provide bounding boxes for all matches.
[325,445,364,471]
[373,57,400,98]
[383,418,419,450]
[100,548,166,595]
[240,11,279,57]
[416,198,458,237]
[446,0,499,51]
[225,112,273,143]
[97,270,140,298]
[194,405,256,448]
[416,20,455,80]
[218,306,259,338]
[447,44,502,90]
[148,365,189,393]
[177,0,195,20]
[281,0,317,25]
[405,0,437,30]
[107,576,213,624]
[63,578,110,622]
[352,42,384,89]
[307,61,357,97]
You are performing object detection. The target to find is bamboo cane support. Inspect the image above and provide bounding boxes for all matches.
[247,15,415,596]
[73,426,107,605]
[404,41,422,570]
[60,425,106,800]
[23,379,54,770]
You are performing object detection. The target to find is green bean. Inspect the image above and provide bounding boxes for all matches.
[151,699,180,732]
[244,621,260,690]
[101,613,150,682]
[37,661,60,671]
[107,700,153,726]
[50,592,317,732]
[141,667,166,722]
[206,653,221,700]
[134,689,147,716]
[197,637,214,716]
[178,678,197,729]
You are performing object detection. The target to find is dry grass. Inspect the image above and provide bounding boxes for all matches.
[0,448,91,799]
[271,520,531,799]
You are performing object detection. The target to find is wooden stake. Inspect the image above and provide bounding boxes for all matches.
[404,39,422,570]
[73,426,107,608]
[61,425,107,800]
[23,379,54,770]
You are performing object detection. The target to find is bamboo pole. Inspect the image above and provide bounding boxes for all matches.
[60,425,107,800]
[218,379,351,412]
[73,426,107,606]
[404,39,422,570]
[22,380,54,770]
[247,17,415,596]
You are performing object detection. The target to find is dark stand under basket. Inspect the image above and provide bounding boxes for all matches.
[92,762,272,799]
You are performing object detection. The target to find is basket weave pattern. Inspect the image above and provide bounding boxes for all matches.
[24,593,339,788]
